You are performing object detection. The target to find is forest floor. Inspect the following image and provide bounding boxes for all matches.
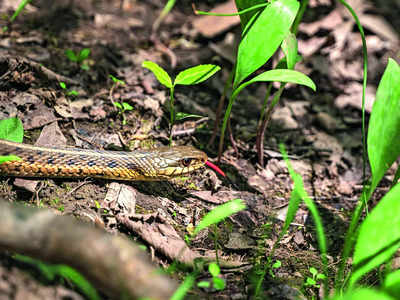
[0,0,399,299]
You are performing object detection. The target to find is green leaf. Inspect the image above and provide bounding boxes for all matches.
[0,155,21,164]
[0,117,24,142]
[175,112,203,121]
[367,58,400,193]
[281,32,298,70]
[78,48,90,61]
[67,90,79,96]
[330,288,395,300]
[233,69,316,101]
[109,75,125,85]
[65,49,78,62]
[197,281,210,288]
[309,267,318,276]
[142,61,173,88]
[235,0,266,29]
[192,199,246,237]
[208,262,220,277]
[113,102,122,109]
[272,260,281,268]
[350,182,400,286]
[174,64,221,86]
[233,0,299,88]
[384,269,400,298]
[212,277,226,290]
[10,0,32,22]
[122,102,133,111]
[59,82,67,89]
[171,273,196,300]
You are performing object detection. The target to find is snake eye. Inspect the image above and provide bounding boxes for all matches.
[181,158,193,167]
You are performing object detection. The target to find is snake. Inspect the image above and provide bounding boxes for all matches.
[0,139,207,181]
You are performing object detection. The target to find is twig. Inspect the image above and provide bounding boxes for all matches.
[0,202,176,300]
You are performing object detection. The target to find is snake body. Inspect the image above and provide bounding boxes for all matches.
[0,139,207,181]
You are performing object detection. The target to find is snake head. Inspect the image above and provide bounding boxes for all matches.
[149,146,207,179]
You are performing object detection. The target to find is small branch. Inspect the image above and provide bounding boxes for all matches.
[0,202,176,300]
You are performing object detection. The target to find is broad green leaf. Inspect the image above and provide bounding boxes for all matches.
[329,288,395,300]
[175,112,203,121]
[65,49,78,62]
[213,277,226,290]
[78,48,90,61]
[59,82,67,89]
[0,117,23,142]
[281,32,298,70]
[122,102,133,111]
[0,155,21,164]
[350,182,400,287]
[142,61,173,88]
[113,102,122,109]
[192,199,246,237]
[384,269,400,298]
[233,0,299,88]
[233,69,316,100]
[367,58,400,193]
[234,0,266,29]
[174,64,220,86]
[208,262,220,277]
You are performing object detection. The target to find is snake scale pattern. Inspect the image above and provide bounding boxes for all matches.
[0,139,207,181]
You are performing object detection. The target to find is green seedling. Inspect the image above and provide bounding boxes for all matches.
[172,199,246,299]
[65,48,91,70]
[269,260,281,278]
[108,75,132,125]
[197,262,226,291]
[59,82,79,97]
[142,61,220,144]
[304,267,326,289]
[113,101,134,125]
[196,1,315,163]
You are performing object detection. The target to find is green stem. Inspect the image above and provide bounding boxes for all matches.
[169,86,175,145]
[291,0,309,35]
[334,0,368,290]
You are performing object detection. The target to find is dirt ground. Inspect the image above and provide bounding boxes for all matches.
[0,0,399,299]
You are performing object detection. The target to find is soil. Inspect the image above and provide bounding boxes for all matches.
[0,0,399,299]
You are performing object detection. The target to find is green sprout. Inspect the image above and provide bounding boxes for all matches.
[304,267,326,289]
[113,102,133,125]
[197,262,226,291]
[65,48,91,70]
[142,61,220,144]
[59,82,79,97]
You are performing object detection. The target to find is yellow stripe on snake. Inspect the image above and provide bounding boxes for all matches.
[0,139,207,181]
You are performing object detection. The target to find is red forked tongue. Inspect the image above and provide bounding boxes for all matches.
[205,161,226,177]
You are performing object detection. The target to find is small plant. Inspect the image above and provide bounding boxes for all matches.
[113,101,134,125]
[107,75,133,125]
[142,61,220,144]
[171,199,246,299]
[197,262,226,291]
[304,267,326,289]
[196,0,315,163]
[65,48,91,70]
[59,82,79,97]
